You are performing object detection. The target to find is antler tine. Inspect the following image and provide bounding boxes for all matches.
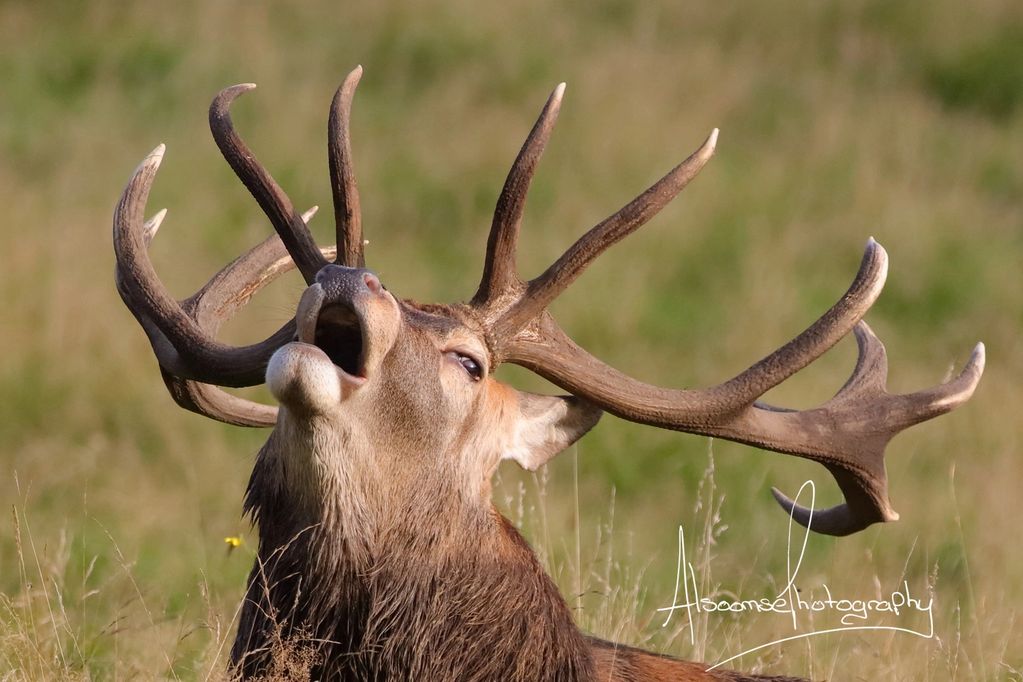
[328,67,365,268]
[719,239,887,402]
[888,339,986,426]
[472,83,566,308]
[494,127,718,338]
[142,207,167,245]
[209,84,328,283]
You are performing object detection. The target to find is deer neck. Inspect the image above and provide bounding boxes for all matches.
[245,414,381,565]
[236,412,595,679]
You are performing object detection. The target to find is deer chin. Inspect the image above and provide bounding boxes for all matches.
[267,342,354,415]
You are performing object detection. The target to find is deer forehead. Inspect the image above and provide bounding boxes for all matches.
[401,302,491,358]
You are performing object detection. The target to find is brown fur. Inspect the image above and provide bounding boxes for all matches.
[233,452,595,680]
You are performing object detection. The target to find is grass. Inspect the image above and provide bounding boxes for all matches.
[1,0,1021,679]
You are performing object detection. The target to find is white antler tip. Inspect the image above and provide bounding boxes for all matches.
[554,82,567,99]
[301,205,319,223]
[142,208,167,243]
[863,237,889,269]
[346,65,364,85]
[695,129,719,160]
[135,144,165,175]
[147,207,167,226]
[969,342,986,371]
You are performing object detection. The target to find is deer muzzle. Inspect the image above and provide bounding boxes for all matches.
[267,265,398,414]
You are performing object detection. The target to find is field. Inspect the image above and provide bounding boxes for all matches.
[1,1,1021,679]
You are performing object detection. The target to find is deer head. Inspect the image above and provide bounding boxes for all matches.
[114,67,984,678]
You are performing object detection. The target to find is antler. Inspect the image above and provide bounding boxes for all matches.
[328,66,366,268]
[471,85,985,536]
[115,68,365,426]
[209,85,328,283]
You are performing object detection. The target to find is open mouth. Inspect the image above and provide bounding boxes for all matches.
[313,303,365,377]
[295,285,367,380]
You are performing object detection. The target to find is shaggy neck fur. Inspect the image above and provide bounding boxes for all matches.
[230,417,594,681]
[230,416,805,682]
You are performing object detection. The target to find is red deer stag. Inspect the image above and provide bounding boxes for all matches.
[113,67,984,680]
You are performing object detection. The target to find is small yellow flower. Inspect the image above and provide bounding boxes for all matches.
[224,536,243,554]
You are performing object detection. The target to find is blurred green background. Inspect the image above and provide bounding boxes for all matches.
[1,0,1020,679]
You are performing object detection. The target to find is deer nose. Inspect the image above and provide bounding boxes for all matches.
[314,265,384,302]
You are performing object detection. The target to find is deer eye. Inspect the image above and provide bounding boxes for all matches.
[448,352,483,381]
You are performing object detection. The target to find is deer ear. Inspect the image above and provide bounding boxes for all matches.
[502,392,602,470]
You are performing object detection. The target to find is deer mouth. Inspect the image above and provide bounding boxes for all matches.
[295,285,368,383]
[312,303,365,378]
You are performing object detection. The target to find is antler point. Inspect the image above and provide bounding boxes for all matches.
[769,486,789,505]
[863,238,889,282]
[134,144,166,176]
[966,341,986,375]
[694,128,718,162]
[213,84,256,112]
